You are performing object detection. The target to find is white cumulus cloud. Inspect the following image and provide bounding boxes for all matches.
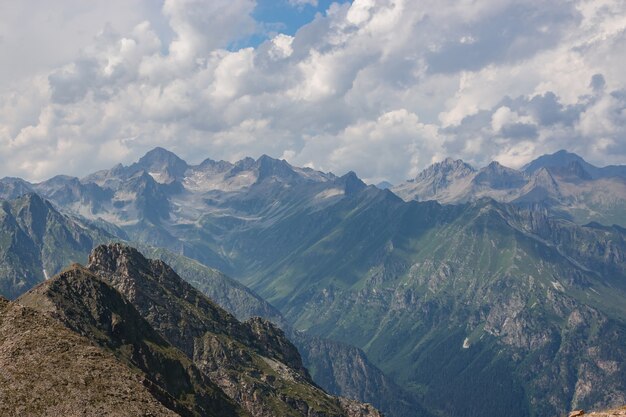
[0,0,625,182]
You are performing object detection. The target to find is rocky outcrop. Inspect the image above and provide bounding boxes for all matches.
[392,157,476,203]
[246,316,310,377]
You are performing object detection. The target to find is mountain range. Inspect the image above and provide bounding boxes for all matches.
[392,150,626,227]
[1,148,626,417]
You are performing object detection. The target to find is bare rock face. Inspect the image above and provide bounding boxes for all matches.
[246,316,311,377]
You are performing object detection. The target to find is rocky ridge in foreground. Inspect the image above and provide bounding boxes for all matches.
[4,243,382,417]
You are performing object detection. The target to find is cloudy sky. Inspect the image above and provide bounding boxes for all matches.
[1,0,625,183]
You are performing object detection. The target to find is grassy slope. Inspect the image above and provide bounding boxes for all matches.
[216,191,626,417]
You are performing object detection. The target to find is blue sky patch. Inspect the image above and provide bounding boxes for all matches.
[231,0,350,48]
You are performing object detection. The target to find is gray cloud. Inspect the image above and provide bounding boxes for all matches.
[426,2,579,74]
[590,74,606,93]
[500,122,539,139]
[48,60,98,104]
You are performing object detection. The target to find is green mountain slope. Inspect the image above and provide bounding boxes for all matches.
[216,191,626,417]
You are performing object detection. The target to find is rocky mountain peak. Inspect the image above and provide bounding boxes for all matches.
[513,167,561,203]
[138,146,187,167]
[16,191,50,211]
[198,157,233,172]
[549,160,593,181]
[87,244,306,365]
[17,262,246,417]
[34,175,112,207]
[473,161,527,189]
[389,158,476,203]
[523,149,596,176]
[13,193,53,239]
[484,160,514,174]
[255,154,299,182]
[0,176,34,199]
[87,243,143,279]
[136,147,189,183]
[375,181,393,189]
[32,176,81,201]
[415,158,475,181]
[339,171,368,195]
[231,156,257,172]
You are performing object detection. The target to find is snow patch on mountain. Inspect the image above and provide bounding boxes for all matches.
[315,188,345,200]
[148,171,169,184]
